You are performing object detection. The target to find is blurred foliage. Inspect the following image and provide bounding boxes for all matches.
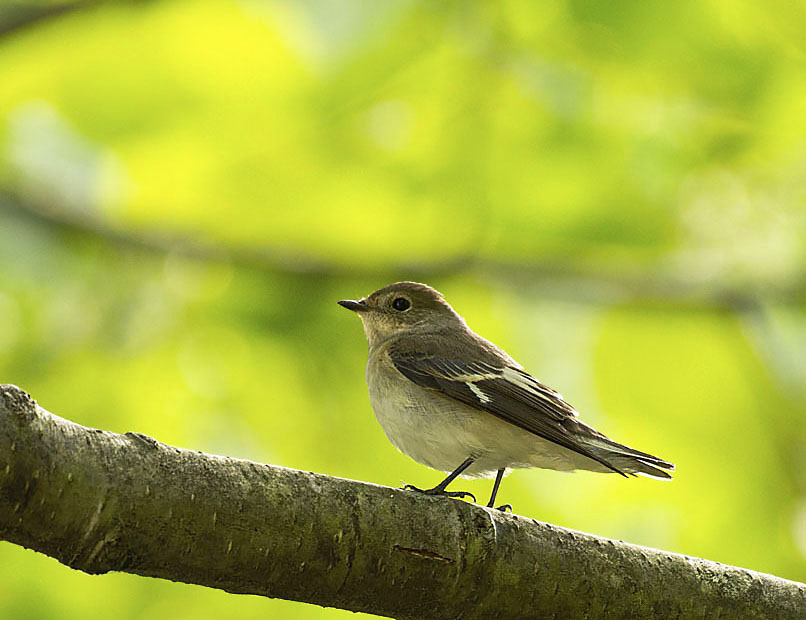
[0,0,805,618]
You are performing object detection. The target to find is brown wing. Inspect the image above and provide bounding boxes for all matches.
[389,350,627,476]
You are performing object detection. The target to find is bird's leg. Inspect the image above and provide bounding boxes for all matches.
[486,468,512,512]
[404,456,476,502]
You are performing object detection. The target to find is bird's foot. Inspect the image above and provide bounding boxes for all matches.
[494,504,512,513]
[403,484,476,503]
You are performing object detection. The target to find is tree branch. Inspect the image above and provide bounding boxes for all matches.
[1,384,803,619]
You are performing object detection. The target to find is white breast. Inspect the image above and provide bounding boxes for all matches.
[366,350,587,478]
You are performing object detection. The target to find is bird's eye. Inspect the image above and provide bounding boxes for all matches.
[392,297,411,312]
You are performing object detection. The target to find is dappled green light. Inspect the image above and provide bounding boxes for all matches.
[0,1,804,619]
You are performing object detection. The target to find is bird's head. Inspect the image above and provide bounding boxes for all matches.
[339,281,463,347]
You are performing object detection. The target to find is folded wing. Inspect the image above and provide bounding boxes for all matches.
[389,350,631,476]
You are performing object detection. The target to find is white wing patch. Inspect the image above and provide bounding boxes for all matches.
[466,381,491,404]
[443,366,500,383]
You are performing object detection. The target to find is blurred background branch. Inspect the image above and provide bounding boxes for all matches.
[2,186,803,311]
[0,1,102,39]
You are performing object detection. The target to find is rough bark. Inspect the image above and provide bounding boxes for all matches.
[1,384,803,619]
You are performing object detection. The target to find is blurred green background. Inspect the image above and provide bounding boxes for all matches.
[1,0,805,618]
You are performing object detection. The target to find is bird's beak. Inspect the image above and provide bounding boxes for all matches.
[338,299,369,313]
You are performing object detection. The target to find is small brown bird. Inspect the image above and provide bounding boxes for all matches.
[339,281,674,510]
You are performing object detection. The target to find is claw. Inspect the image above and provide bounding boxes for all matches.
[441,490,476,502]
[403,484,476,503]
[495,504,512,513]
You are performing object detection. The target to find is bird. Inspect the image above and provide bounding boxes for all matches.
[338,281,674,510]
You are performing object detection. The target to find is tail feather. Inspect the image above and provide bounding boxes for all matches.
[586,437,675,480]
[626,457,674,480]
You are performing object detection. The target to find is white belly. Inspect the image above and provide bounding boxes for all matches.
[367,355,588,478]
